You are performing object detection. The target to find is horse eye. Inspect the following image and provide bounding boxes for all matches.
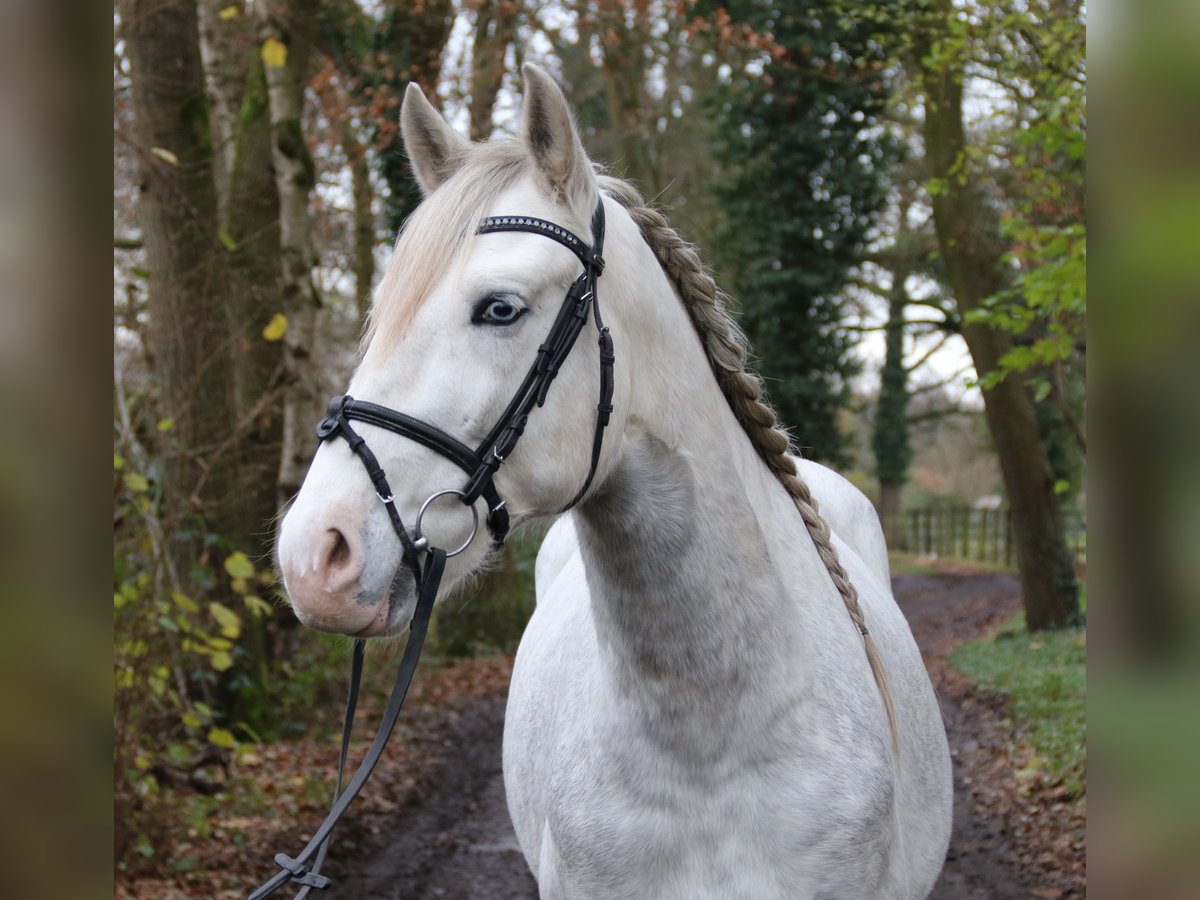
[473,296,525,326]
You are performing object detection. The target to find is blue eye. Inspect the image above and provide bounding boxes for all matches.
[473,295,525,325]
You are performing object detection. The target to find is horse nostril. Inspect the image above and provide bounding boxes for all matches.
[326,528,352,572]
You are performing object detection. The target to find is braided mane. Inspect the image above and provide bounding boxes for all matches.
[599,175,898,746]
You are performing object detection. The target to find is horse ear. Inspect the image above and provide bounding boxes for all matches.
[401,82,470,195]
[520,63,593,209]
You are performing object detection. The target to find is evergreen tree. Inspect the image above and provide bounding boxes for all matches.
[704,1,900,465]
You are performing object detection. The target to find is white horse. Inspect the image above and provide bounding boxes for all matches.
[278,65,951,899]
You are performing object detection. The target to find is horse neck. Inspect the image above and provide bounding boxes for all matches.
[573,218,813,728]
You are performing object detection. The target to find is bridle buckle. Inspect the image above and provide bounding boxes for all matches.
[273,853,331,890]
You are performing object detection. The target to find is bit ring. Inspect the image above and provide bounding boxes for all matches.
[412,489,479,558]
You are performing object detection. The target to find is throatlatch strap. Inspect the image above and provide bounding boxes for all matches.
[562,301,614,512]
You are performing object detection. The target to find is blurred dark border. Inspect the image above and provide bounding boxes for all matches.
[0,0,114,896]
[1089,0,1200,895]
[0,0,1194,895]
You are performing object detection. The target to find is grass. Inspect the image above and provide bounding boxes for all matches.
[949,612,1087,796]
[888,552,1016,576]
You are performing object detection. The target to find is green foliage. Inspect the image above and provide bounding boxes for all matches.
[952,3,1087,502]
[113,452,270,743]
[114,392,351,859]
[966,223,1085,394]
[950,611,1086,796]
[702,1,904,465]
[372,1,454,235]
[939,3,1086,403]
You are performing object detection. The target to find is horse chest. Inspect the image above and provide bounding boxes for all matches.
[539,704,895,899]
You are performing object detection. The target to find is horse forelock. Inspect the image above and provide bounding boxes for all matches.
[362,142,533,359]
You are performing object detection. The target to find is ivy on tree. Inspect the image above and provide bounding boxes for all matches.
[704,0,903,465]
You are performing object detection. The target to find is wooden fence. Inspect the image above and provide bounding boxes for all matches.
[882,507,1086,568]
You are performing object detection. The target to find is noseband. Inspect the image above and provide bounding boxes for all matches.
[249,200,612,898]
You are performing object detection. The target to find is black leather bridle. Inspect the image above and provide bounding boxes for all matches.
[248,200,612,898]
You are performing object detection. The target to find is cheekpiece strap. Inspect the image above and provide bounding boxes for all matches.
[473,200,610,514]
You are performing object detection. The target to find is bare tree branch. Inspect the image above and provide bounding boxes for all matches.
[904,332,953,374]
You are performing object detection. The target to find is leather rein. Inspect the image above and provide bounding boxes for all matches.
[247,200,612,898]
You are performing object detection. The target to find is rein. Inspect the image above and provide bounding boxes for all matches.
[248,200,611,898]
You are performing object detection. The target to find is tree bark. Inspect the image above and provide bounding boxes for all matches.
[877,481,902,545]
[121,0,239,534]
[258,0,323,503]
[198,0,251,230]
[917,2,1079,629]
[377,0,455,236]
[344,126,376,323]
[872,183,919,543]
[223,52,287,549]
[468,0,519,140]
[874,290,910,545]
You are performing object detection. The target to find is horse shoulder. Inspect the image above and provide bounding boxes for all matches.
[792,457,891,585]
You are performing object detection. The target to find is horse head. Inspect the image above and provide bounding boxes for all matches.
[277,65,627,637]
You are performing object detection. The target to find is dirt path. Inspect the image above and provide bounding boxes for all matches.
[323,692,536,899]
[893,572,1032,899]
[331,571,1044,898]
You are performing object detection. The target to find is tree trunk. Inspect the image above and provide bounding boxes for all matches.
[223,52,287,549]
[595,0,658,196]
[877,481,902,545]
[121,0,239,536]
[874,292,908,546]
[872,197,916,544]
[344,127,376,323]
[468,0,519,140]
[258,0,323,503]
[917,3,1079,629]
[376,0,455,237]
[198,0,251,230]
